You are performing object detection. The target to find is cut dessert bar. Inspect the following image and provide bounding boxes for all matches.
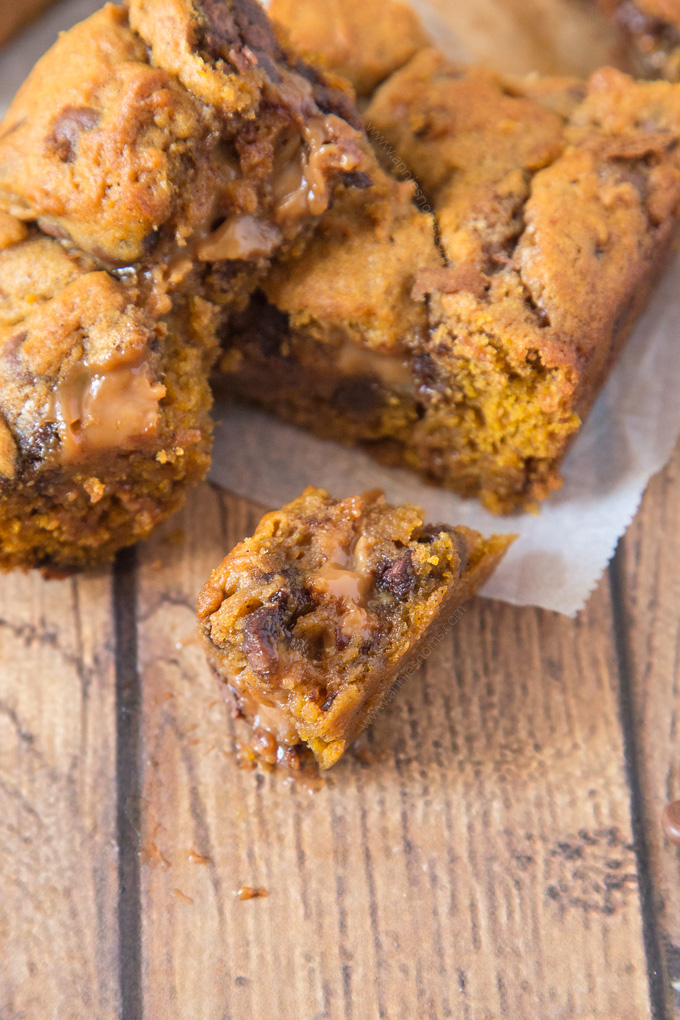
[0,212,217,570]
[219,165,444,456]
[269,0,429,97]
[595,0,680,80]
[366,53,680,509]
[198,487,512,769]
[0,1,371,282]
[0,0,378,570]
[220,49,680,511]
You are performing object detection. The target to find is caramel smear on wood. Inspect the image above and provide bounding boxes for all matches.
[661,801,680,848]
[235,886,269,901]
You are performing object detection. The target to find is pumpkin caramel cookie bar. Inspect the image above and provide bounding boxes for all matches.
[0,213,217,571]
[220,41,680,511]
[0,0,380,570]
[0,0,374,295]
[198,487,512,769]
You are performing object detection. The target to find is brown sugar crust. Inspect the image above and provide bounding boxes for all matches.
[198,487,512,769]
[269,0,429,96]
[219,51,680,513]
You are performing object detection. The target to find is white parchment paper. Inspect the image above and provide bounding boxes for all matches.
[3,0,680,616]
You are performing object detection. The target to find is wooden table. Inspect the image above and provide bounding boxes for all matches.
[1,441,678,1020]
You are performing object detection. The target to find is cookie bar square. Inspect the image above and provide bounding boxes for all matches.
[221,48,680,512]
[0,1,373,291]
[0,215,216,570]
[198,487,512,769]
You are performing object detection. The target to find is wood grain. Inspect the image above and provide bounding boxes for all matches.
[0,566,120,1020]
[616,439,680,1019]
[131,482,653,1020]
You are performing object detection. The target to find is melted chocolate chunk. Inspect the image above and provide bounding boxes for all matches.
[332,377,383,415]
[227,292,290,359]
[292,59,360,126]
[242,605,285,675]
[320,692,337,712]
[377,550,417,601]
[273,570,316,622]
[47,106,100,163]
[242,572,315,675]
[413,352,439,390]
[198,0,283,82]
[21,421,60,467]
[341,171,372,189]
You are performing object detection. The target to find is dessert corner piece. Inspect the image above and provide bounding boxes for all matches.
[197,488,513,769]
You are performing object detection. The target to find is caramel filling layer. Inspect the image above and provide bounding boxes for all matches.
[334,342,413,389]
[197,214,282,262]
[312,534,373,640]
[49,357,166,462]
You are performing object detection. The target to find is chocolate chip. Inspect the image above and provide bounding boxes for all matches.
[46,106,99,163]
[334,626,351,650]
[242,605,284,675]
[332,377,383,415]
[198,0,283,82]
[142,228,160,256]
[22,421,60,465]
[376,551,417,601]
[413,352,438,389]
[320,692,337,712]
[227,292,290,359]
[273,571,316,621]
[341,171,372,189]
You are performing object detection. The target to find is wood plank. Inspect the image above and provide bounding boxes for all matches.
[0,566,120,1019]
[616,440,680,1019]
[135,482,652,1020]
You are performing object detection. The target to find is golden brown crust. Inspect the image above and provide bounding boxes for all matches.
[198,487,512,769]
[269,0,429,96]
